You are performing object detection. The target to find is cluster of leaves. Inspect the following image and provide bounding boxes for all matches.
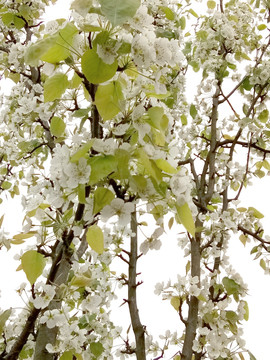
[0,0,270,359]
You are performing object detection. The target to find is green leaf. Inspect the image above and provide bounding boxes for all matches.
[73,108,90,118]
[222,277,240,296]
[248,351,257,360]
[260,258,266,270]
[179,16,186,30]
[115,149,130,179]
[70,141,94,163]
[207,0,216,9]
[95,81,124,120]
[13,232,36,241]
[90,341,104,358]
[242,77,253,91]
[190,104,197,119]
[70,0,93,16]
[0,215,4,228]
[136,148,163,184]
[25,24,78,66]
[86,225,104,254]
[176,202,195,237]
[170,296,180,311]
[1,13,25,29]
[93,187,114,214]
[239,234,248,246]
[21,250,46,285]
[130,175,147,192]
[147,107,169,133]
[181,114,187,125]
[225,310,238,323]
[70,275,91,288]
[41,23,78,63]
[1,181,12,190]
[188,9,199,17]
[50,116,66,137]
[262,159,270,170]
[155,159,177,174]
[258,109,269,123]
[248,206,264,219]
[0,309,12,334]
[99,0,140,27]
[44,74,69,102]
[89,155,117,184]
[161,6,175,20]
[60,351,73,360]
[81,49,118,84]
[243,301,249,321]
[78,183,86,204]
[257,24,267,30]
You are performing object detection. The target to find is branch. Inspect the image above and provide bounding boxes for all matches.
[181,218,201,360]
[200,85,220,204]
[128,208,146,360]
[238,225,270,250]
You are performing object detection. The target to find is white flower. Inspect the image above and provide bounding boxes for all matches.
[92,138,118,155]
[81,294,102,312]
[154,37,172,66]
[39,309,66,328]
[101,199,134,226]
[154,282,164,295]
[64,157,91,189]
[170,170,191,198]
[140,237,162,255]
[32,283,56,309]
[129,5,154,31]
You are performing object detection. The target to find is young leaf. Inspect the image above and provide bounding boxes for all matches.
[93,187,114,214]
[13,232,36,241]
[0,309,12,334]
[70,141,94,163]
[115,149,130,179]
[21,250,46,285]
[190,104,197,119]
[59,351,73,360]
[90,342,104,358]
[41,23,78,63]
[248,351,257,360]
[95,81,124,120]
[81,49,118,84]
[170,296,180,311]
[258,109,269,123]
[99,0,140,27]
[257,24,267,30]
[155,159,177,174]
[222,277,240,296]
[89,155,117,184]
[243,301,249,321]
[248,207,264,219]
[0,215,4,228]
[260,258,266,270]
[147,107,169,132]
[70,275,92,288]
[136,149,163,184]
[50,116,66,137]
[176,202,195,237]
[86,225,104,254]
[70,0,93,16]
[207,0,216,9]
[44,74,69,102]
[78,183,86,204]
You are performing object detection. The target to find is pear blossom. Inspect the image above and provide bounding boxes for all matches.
[101,199,134,226]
